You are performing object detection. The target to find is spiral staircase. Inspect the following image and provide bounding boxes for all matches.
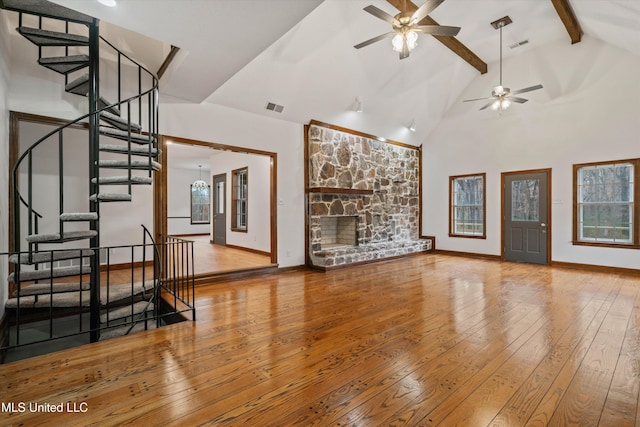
[0,0,193,361]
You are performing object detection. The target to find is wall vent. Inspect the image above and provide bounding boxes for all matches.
[509,40,529,49]
[265,102,284,113]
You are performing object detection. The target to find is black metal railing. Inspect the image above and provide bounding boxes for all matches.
[1,236,195,360]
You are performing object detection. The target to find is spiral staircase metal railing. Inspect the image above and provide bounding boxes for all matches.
[0,1,194,360]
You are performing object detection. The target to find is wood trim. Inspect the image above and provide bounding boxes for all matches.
[550,0,583,44]
[225,243,271,258]
[99,260,154,272]
[277,265,308,273]
[156,135,168,243]
[448,172,486,239]
[434,249,502,261]
[157,45,180,80]
[315,250,430,272]
[270,154,278,264]
[157,134,278,266]
[419,145,423,237]
[308,120,418,151]
[500,168,553,265]
[169,233,209,238]
[385,0,487,74]
[192,265,279,286]
[304,125,311,267]
[306,187,373,195]
[551,260,640,277]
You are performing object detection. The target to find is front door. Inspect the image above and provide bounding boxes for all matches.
[503,169,550,264]
[213,173,226,246]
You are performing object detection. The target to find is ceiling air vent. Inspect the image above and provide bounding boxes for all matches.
[509,40,529,49]
[265,102,284,113]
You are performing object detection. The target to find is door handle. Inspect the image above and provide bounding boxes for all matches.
[540,223,546,227]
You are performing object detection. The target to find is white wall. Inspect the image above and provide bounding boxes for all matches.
[0,10,11,319]
[209,151,271,253]
[167,165,211,235]
[423,36,640,270]
[160,99,304,267]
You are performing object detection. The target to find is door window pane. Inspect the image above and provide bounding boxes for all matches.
[511,179,539,221]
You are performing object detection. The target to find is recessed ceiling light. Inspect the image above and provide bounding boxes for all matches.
[98,0,117,7]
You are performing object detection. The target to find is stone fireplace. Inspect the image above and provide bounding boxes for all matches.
[305,120,432,269]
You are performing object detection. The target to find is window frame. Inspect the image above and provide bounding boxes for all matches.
[190,183,211,225]
[449,172,486,239]
[231,167,248,232]
[573,158,639,249]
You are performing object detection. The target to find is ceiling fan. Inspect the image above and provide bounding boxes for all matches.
[354,0,460,59]
[463,16,543,112]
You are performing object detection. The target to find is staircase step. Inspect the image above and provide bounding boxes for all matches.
[5,280,151,309]
[100,301,153,323]
[9,249,94,265]
[17,27,89,47]
[8,265,91,283]
[89,193,132,202]
[99,144,158,157]
[25,230,97,244]
[13,282,91,297]
[98,159,161,171]
[99,126,154,144]
[99,321,156,341]
[2,0,94,24]
[100,111,142,132]
[99,98,121,117]
[38,54,89,75]
[60,212,99,222]
[92,176,153,185]
[65,73,90,95]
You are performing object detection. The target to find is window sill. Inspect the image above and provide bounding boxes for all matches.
[572,241,639,250]
[231,228,248,233]
[449,233,486,239]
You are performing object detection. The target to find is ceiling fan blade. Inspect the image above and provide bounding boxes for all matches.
[411,0,445,23]
[414,25,460,37]
[354,32,396,49]
[511,84,543,95]
[463,96,493,103]
[363,5,398,25]
[479,100,496,111]
[400,39,410,59]
[509,96,529,104]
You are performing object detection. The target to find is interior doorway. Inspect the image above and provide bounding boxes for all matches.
[157,134,278,278]
[501,169,551,265]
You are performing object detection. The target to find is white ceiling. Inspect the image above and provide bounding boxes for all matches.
[48,0,640,147]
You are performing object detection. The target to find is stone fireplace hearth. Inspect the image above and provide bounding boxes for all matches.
[305,121,432,269]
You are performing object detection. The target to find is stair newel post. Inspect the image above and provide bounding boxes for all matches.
[88,18,101,342]
[27,152,34,260]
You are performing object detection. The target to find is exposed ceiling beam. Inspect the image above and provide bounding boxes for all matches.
[157,45,181,80]
[550,0,582,44]
[386,0,487,74]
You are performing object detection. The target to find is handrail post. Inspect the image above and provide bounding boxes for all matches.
[88,18,101,342]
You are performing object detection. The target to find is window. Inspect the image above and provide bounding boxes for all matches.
[232,167,248,232]
[449,173,486,238]
[190,184,210,224]
[574,159,639,248]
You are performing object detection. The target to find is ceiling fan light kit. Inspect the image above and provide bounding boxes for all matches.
[463,15,543,113]
[354,0,460,59]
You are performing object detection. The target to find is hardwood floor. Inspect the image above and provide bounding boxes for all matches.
[183,234,273,275]
[1,254,639,426]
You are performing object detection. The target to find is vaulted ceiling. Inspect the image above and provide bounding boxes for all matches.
[48,0,640,145]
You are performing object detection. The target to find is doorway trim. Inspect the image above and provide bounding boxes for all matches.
[156,134,278,265]
[500,168,552,265]
[212,173,226,246]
